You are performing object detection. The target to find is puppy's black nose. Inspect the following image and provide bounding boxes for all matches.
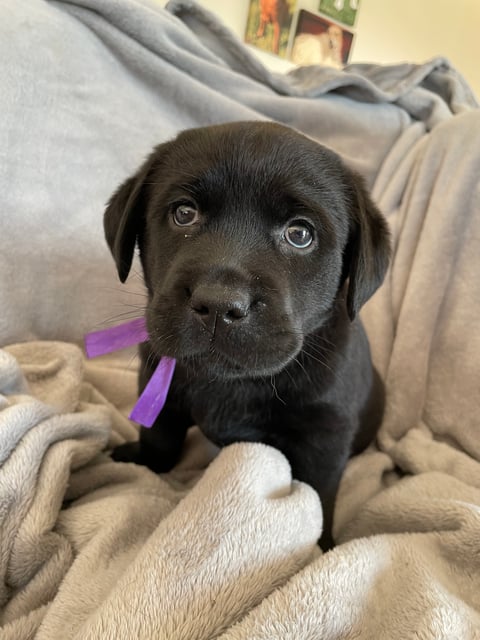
[189,284,250,331]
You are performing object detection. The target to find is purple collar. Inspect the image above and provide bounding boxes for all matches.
[85,318,176,428]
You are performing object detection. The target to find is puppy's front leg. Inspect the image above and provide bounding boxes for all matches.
[112,342,192,472]
[268,409,354,550]
[111,406,191,472]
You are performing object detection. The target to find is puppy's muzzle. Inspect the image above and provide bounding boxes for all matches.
[151,260,303,376]
[189,282,252,334]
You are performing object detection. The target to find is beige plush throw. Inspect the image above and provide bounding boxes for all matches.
[1,0,480,637]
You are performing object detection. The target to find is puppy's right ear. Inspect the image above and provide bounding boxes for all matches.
[104,154,156,283]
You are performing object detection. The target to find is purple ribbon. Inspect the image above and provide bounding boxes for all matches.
[84,318,176,427]
[129,356,176,427]
[85,317,149,357]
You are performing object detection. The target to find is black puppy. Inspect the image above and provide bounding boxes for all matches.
[105,122,390,549]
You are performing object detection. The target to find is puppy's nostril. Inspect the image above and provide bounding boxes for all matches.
[226,304,249,320]
[184,287,192,299]
[194,304,210,317]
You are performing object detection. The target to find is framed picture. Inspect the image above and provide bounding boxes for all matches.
[318,0,360,28]
[244,0,297,58]
[290,10,354,68]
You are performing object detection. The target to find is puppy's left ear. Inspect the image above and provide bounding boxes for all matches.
[343,174,391,320]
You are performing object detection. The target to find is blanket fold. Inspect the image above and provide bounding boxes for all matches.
[0,344,110,628]
[0,343,323,640]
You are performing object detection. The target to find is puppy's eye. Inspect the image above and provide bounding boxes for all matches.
[285,222,314,249]
[173,204,200,227]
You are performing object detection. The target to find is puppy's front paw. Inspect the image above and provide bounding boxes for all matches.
[111,441,142,464]
[111,441,179,473]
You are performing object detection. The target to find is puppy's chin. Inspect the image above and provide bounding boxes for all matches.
[179,348,300,380]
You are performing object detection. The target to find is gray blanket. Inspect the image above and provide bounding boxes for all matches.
[1,0,479,637]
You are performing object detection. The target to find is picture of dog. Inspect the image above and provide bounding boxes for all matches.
[256,0,288,54]
[245,0,295,58]
[291,10,354,67]
[104,122,390,549]
[292,23,344,67]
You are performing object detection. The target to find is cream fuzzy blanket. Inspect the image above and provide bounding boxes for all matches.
[1,0,480,637]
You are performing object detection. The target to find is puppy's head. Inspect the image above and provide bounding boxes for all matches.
[105,122,389,378]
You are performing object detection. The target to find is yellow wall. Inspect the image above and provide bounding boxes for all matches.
[353,0,479,98]
[195,0,479,99]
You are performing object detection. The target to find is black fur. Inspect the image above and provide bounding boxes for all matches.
[104,122,390,549]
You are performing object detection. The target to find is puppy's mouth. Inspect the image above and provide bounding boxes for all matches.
[146,310,303,379]
[181,337,301,379]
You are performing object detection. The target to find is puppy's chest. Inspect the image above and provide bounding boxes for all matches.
[172,373,279,446]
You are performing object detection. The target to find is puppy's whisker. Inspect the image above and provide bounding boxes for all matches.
[116,308,148,318]
[124,350,141,373]
[300,349,347,392]
[102,306,146,320]
[302,342,336,360]
[270,375,286,405]
[308,339,337,355]
[95,284,147,297]
[282,365,298,389]
[292,355,311,380]
[304,339,349,366]
[301,349,334,374]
